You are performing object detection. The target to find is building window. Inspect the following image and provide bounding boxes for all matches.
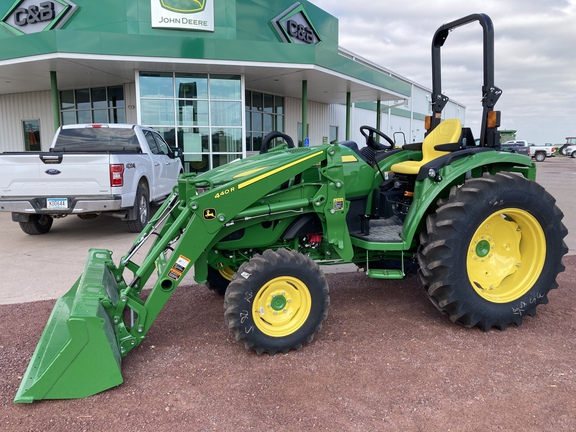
[23,119,41,151]
[329,125,339,144]
[139,72,242,173]
[59,86,125,125]
[245,90,284,152]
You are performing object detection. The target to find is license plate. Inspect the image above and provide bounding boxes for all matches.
[46,198,68,209]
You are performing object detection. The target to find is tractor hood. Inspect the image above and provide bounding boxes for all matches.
[193,146,328,187]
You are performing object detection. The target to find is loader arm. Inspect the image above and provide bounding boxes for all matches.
[15,143,352,402]
[111,146,345,354]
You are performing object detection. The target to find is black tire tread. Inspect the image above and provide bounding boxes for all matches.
[19,215,53,235]
[126,183,150,233]
[224,248,329,355]
[418,172,567,331]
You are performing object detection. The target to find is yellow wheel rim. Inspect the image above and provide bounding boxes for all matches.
[218,266,235,281]
[467,208,546,303]
[252,276,312,337]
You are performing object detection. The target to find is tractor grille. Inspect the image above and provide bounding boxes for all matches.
[288,148,314,153]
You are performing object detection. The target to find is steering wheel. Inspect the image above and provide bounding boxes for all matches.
[360,125,395,151]
[260,131,295,154]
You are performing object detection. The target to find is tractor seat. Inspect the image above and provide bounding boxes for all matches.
[391,119,463,175]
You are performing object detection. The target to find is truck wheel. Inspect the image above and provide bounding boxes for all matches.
[418,172,567,330]
[224,248,329,355]
[534,152,546,162]
[126,184,150,232]
[19,214,54,235]
[207,266,235,296]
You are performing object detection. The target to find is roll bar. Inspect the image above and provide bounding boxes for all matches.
[430,13,502,147]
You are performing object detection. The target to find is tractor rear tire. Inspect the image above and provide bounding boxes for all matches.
[224,248,329,355]
[19,214,53,235]
[418,172,567,330]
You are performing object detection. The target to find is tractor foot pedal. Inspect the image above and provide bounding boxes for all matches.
[366,269,404,279]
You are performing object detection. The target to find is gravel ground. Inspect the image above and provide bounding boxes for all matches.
[1,256,575,431]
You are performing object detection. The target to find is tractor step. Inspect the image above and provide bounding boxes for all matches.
[350,217,403,243]
[366,269,405,279]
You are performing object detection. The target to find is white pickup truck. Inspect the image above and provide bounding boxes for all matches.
[528,144,557,162]
[0,124,182,234]
[503,140,557,162]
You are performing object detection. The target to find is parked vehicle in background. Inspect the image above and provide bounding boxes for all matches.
[564,146,576,157]
[558,137,576,156]
[0,124,183,234]
[528,143,557,162]
[500,140,530,156]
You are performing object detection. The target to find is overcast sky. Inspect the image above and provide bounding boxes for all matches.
[310,0,576,145]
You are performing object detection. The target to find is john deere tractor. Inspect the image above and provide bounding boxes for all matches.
[15,14,567,402]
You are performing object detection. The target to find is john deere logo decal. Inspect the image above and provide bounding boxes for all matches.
[1,0,78,36]
[160,0,206,14]
[203,208,216,220]
[151,0,214,31]
[271,3,321,45]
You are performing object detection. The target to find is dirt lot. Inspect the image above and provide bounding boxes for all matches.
[1,158,575,430]
[1,255,575,431]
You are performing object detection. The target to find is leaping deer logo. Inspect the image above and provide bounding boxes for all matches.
[203,208,216,220]
[160,0,206,13]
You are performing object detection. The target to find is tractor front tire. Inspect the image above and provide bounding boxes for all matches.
[418,172,567,330]
[207,265,235,296]
[224,248,329,355]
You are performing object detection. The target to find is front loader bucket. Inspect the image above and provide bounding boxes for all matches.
[14,249,123,403]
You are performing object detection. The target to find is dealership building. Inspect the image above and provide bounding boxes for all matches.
[0,0,464,173]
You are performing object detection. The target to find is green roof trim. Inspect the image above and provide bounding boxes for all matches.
[354,102,427,120]
[0,0,411,97]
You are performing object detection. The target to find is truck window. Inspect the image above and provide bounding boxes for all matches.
[54,127,141,152]
[153,132,170,155]
[144,131,160,154]
[145,131,170,155]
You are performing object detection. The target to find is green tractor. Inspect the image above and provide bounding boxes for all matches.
[15,14,567,402]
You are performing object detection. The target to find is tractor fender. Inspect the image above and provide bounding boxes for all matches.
[400,152,535,249]
[281,213,323,240]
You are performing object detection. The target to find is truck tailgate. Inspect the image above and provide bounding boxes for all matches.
[0,153,112,197]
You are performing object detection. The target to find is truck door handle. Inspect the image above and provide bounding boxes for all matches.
[154,163,160,166]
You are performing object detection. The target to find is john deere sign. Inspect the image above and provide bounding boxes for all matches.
[151,0,214,32]
[1,0,77,35]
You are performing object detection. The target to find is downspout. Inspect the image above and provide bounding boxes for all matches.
[376,100,381,142]
[302,80,308,146]
[345,91,351,140]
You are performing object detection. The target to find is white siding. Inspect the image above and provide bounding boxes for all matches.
[285,97,331,146]
[328,104,346,143]
[351,107,377,144]
[0,91,54,151]
[412,86,432,117]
